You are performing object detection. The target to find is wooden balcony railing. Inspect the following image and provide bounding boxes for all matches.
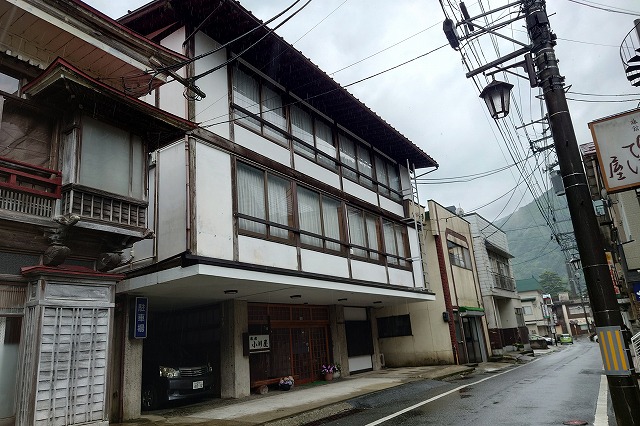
[60,185,147,228]
[0,156,61,218]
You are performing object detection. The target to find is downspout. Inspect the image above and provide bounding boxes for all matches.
[434,206,459,364]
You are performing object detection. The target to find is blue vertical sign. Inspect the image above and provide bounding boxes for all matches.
[632,282,640,302]
[134,297,148,339]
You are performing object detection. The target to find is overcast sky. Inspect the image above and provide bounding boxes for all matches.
[87,0,640,223]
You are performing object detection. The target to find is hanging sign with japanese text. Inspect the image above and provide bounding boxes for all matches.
[133,297,148,339]
[589,108,640,194]
[249,334,270,353]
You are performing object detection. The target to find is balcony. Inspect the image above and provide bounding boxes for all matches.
[492,272,516,292]
[0,156,61,218]
[60,184,148,229]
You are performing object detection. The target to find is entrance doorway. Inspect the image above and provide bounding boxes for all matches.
[248,304,330,385]
[455,313,486,364]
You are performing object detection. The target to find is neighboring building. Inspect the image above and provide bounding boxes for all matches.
[375,201,489,367]
[113,0,439,421]
[0,0,196,424]
[516,277,552,337]
[580,141,639,333]
[553,292,593,337]
[464,213,528,354]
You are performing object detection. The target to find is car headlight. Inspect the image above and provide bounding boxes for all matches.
[159,366,180,378]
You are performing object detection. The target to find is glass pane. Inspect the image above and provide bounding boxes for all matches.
[315,120,336,170]
[365,214,379,260]
[0,72,19,95]
[233,68,261,131]
[291,105,313,144]
[322,196,341,251]
[383,220,398,265]
[298,187,322,247]
[262,85,287,144]
[339,135,357,180]
[388,163,401,193]
[358,145,373,182]
[267,174,291,239]
[396,224,407,266]
[375,155,390,196]
[347,207,366,257]
[80,116,131,197]
[237,163,266,234]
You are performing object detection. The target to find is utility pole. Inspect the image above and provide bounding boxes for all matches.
[524,0,640,423]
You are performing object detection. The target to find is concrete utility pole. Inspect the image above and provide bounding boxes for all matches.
[523,0,640,423]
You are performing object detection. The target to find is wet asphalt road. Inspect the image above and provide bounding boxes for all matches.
[315,339,611,426]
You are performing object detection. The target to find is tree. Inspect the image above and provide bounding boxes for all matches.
[538,271,567,300]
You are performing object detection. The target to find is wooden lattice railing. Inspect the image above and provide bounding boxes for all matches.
[60,185,147,228]
[0,156,61,218]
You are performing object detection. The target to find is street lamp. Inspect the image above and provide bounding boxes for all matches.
[478,79,514,119]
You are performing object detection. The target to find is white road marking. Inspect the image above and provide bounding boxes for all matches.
[364,362,532,426]
[593,374,609,426]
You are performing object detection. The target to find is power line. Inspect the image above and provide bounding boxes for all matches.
[564,0,640,16]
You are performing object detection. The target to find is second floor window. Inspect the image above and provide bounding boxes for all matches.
[80,116,144,199]
[237,162,292,240]
[232,68,287,145]
[448,241,472,269]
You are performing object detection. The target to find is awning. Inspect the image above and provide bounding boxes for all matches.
[459,306,485,317]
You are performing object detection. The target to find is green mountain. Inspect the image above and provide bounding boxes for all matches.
[495,190,576,282]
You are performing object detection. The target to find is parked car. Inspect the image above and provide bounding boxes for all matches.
[529,334,553,344]
[558,333,574,344]
[141,347,215,410]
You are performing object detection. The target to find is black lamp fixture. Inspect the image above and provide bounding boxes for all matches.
[479,79,514,119]
[290,294,302,299]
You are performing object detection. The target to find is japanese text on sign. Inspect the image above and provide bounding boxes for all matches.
[589,109,640,193]
[249,335,270,353]
[134,297,148,339]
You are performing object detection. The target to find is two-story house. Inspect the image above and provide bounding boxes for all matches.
[0,0,196,424]
[373,201,489,367]
[112,0,440,420]
[464,213,528,354]
[516,277,552,337]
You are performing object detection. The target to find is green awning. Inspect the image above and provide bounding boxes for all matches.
[459,306,485,317]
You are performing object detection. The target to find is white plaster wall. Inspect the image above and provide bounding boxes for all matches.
[293,154,340,189]
[342,179,378,206]
[159,27,188,119]
[238,235,298,270]
[379,195,404,217]
[350,260,387,284]
[194,32,230,140]
[300,249,349,278]
[388,267,414,287]
[233,125,290,167]
[193,142,234,260]
[157,142,188,261]
[129,164,156,264]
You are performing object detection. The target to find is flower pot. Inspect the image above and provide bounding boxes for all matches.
[333,370,340,379]
[324,372,334,381]
[279,383,291,391]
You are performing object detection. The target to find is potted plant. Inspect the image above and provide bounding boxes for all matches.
[321,364,337,381]
[333,364,342,379]
[279,376,294,391]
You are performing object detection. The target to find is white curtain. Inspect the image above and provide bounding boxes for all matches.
[322,197,341,251]
[267,174,290,239]
[237,163,266,234]
[291,105,314,158]
[375,155,389,196]
[232,68,260,130]
[315,120,336,170]
[396,223,407,266]
[383,220,397,265]
[339,134,357,180]
[298,187,322,247]
[348,207,366,257]
[358,145,373,187]
[262,85,287,143]
[365,214,379,260]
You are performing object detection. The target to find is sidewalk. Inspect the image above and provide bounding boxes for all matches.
[113,348,557,426]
